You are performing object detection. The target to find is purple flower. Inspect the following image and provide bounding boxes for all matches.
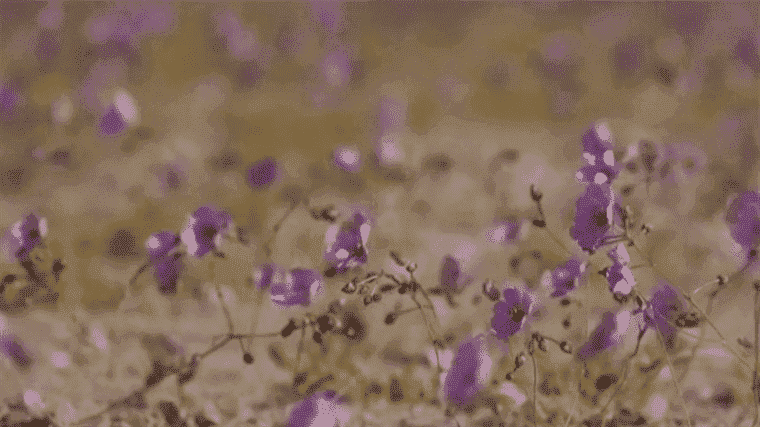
[606,243,635,296]
[444,334,492,406]
[491,284,535,341]
[247,157,279,189]
[576,311,620,361]
[575,162,619,185]
[0,333,33,370]
[486,219,523,244]
[582,121,615,160]
[548,258,586,298]
[440,255,460,290]
[180,206,233,258]
[725,191,760,255]
[146,231,182,295]
[322,49,352,89]
[270,268,324,308]
[569,183,622,254]
[324,212,370,274]
[145,231,180,262]
[253,263,275,291]
[286,390,350,427]
[0,82,20,122]
[644,282,688,350]
[99,104,127,136]
[2,213,48,262]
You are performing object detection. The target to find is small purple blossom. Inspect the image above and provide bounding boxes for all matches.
[606,243,635,296]
[570,183,622,254]
[333,146,361,173]
[324,212,370,274]
[444,334,492,407]
[1,213,48,263]
[486,219,523,244]
[547,258,586,298]
[644,281,688,350]
[491,284,535,341]
[270,268,324,308]
[286,389,350,427]
[180,206,233,258]
[99,104,127,136]
[146,231,182,295]
[725,191,760,256]
[247,157,279,189]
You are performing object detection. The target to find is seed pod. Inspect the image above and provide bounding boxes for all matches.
[530,184,543,202]
[281,318,298,338]
[372,293,381,303]
[243,352,254,364]
[385,312,397,325]
[363,295,372,306]
[312,331,323,345]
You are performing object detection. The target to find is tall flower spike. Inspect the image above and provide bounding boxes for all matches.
[2,213,48,263]
[286,390,351,427]
[146,231,183,295]
[491,283,535,341]
[270,268,324,308]
[324,212,370,274]
[444,334,493,407]
[570,183,622,254]
[546,258,586,298]
[180,206,233,258]
[725,191,760,257]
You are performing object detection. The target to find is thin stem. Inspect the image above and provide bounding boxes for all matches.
[529,347,538,427]
[211,259,246,356]
[652,315,693,427]
[127,261,150,289]
[753,283,760,427]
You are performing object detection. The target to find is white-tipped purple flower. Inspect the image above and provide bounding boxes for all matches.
[570,183,623,254]
[576,310,632,361]
[643,281,689,351]
[286,390,351,427]
[578,121,620,184]
[333,146,361,173]
[2,213,48,263]
[324,212,370,274]
[486,219,524,244]
[444,334,493,407]
[269,268,324,308]
[606,243,635,297]
[180,206,233,258]
[146,231,183,295]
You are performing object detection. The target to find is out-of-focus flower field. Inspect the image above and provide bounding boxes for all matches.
[0,2,758,426]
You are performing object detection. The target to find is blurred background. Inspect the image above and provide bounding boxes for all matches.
[0,2,758,426]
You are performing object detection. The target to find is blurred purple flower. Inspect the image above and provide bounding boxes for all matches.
[146,231,182,295]
[606,243,635,296]
[36,30,61,64]
[322,49,352,89]
[668,142,707,180]
[444,334,492,407]
[486,219,523,244]
[180,206,233,258]
[99,104,127,136]
[286,389,350,427]
[570,183,622,254]
[0,333,33,370]
[643,282,688,350]
[247,157,279,189]
[146,231,180,262]
[2,213,48,263]
[0,82,20,122]
[491,284,535,341]
[253,263,275,291]
[576,311,620,361]
[85,4,174,47]
[440,255,460,290]
[548,258,586,298]
[333,146,361,173]
[735,37,760,73]
[725,191,760,255]
[379,95,407,133]
[270,267,324,308]
[612,39,646,78]
[324,212,370,274]
[310,1,344,35]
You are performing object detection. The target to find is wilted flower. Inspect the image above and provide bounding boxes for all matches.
[286,390,351,427]
[246,157,279,189]
[324,212,370,274]
[570,183,622,254]
[491,284,535,341]
[546,258,586,298]
[180,206,233,258]
[725,191,760,256]
[444,334,493,407]
[268,266,324,308]
[2,213,48,263]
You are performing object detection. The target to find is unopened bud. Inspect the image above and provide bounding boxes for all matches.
[530,184,543,202]
[281,319,298,338]
[385,312,397,325]
[243,352,254,364]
